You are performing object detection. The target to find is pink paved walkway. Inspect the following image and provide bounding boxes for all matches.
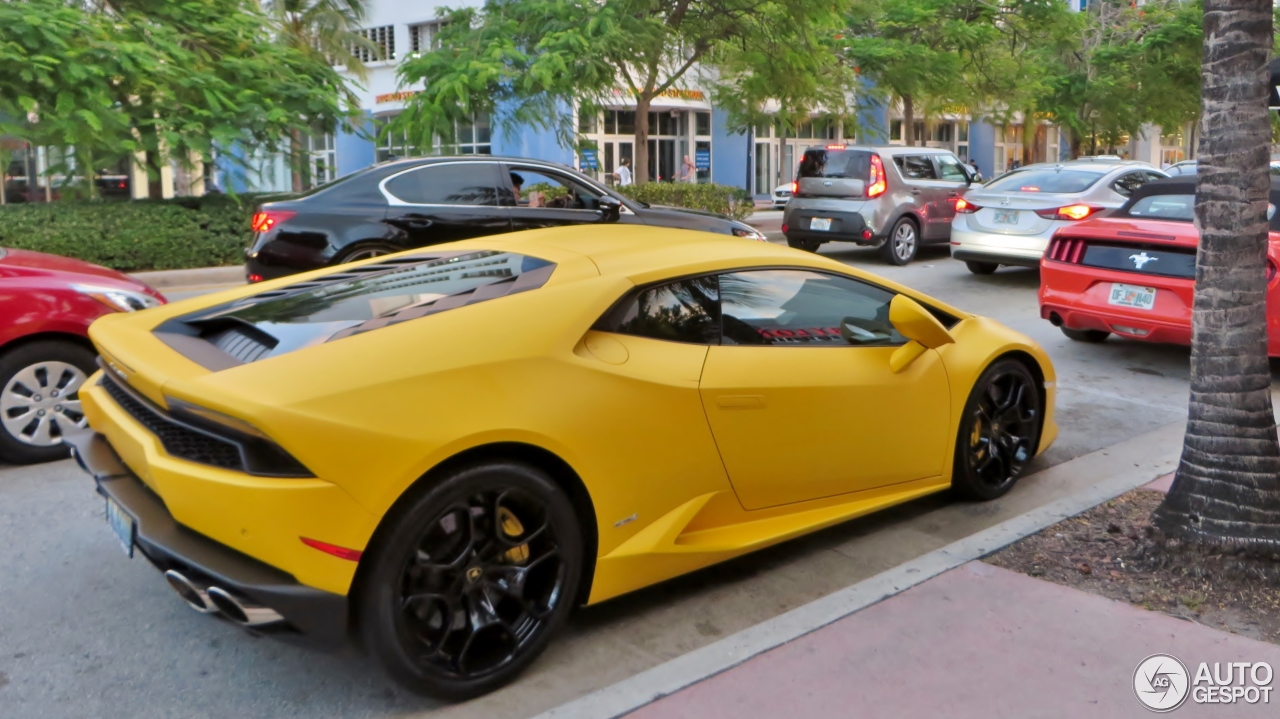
[626,561,1280,718]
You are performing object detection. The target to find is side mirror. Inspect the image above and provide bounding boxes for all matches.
[887,295,954,373]
[598,195,622,223]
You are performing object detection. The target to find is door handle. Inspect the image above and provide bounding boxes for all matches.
[910,189,922,195]
[716,395,766,409]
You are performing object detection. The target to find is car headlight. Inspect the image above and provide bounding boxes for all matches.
[74,284,163,312]
[731,225,768,242]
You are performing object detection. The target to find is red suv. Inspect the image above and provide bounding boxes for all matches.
[1040,176,1280,353]
[0,248,166,463]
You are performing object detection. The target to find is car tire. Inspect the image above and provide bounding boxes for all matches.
[1061,327,1110,343]
[965,261,999,275]
[0,340,97,464]
[952,359,1042,502]
[882,217,919,266]
[357,460,584,700]
[786,237,822,253]
[335,242,398,265]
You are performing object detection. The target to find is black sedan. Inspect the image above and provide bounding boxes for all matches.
[245,156,766,282]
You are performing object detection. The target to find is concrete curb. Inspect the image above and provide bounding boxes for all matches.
[530,420,1185,719]
[128,265,245,290]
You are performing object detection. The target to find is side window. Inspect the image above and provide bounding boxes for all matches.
[1112,171,1150,198]
[934,154,969,182]
[609,276,720,344]
[893,155,938,180]
[384,162,501,205]
[505,168,601,210]
[719,270,905,346]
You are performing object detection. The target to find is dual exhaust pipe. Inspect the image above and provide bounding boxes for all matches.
[163,570,284,627]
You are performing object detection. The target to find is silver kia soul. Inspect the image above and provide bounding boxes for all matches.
[783,145,977,265]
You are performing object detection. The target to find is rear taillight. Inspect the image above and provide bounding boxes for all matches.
[867,155,887,198]
[1036,204,1100,221]
[790,181,798,194]
[248,273,264,283]
[1045,236,1088,264]
[250,210,296,233]
[955,198,979,213]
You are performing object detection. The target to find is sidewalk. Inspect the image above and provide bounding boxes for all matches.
[626,560,1280,718]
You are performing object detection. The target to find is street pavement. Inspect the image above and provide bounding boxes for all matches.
[0,232,1241,719]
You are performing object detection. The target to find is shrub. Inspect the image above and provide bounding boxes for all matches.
[616,182,754,221]
[0,194,279,272]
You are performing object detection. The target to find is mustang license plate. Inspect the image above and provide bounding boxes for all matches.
[1107,283,1157,310]
[105,496,136,558]
[993,210,1019,224]
[810,217,832,231]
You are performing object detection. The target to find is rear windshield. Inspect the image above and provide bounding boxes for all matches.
[798,149,871,179]
[982,169,1105,194]
[1124,194,1195,221]
[192,251,554,353]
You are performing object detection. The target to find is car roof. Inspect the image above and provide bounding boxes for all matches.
[1017,159,1156,172]
[803,145,954,156]
[1128,174,1280,201]
[372,155,582,173]
[455,224,972,318]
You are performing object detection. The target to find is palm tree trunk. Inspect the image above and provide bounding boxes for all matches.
[1153,0,1280,554]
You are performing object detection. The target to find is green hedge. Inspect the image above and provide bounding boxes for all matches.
[0,194,280,272]
[617,182,755,221]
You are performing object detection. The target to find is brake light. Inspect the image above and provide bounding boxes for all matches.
[1045,236,1088,263]
[826,144,847,150]
[1036,204,1099,221]
[790,181,798,194]
[867,155,887,198]
[250,209,296,233]
[955,198,979,213]
[247,273,264,283]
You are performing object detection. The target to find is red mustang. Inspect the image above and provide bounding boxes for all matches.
[1040,175,1280,353]
[0,248,165,463]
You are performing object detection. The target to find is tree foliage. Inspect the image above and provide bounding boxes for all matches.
[394,0,850,183]
[0,0,362,195]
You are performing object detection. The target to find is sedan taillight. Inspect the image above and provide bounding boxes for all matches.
[1035,204,1101,221]
[251,210,296,233]
[955,198,980,213]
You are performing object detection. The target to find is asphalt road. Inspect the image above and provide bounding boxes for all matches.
[0,234,1209,718]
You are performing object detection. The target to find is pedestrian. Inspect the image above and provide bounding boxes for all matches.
[615,157,633,186]
[968,159,982,182]
[680,155,696,183]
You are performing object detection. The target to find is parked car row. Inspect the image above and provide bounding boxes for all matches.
[781,145,1171,270]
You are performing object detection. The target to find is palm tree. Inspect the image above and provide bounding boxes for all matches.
[263,0,375,191]
[1152,0,1280,554]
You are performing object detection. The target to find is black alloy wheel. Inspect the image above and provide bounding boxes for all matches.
[337,242,397,264]
[359,461,582,700]
[952,359,1042,501]
[786,236,822,253]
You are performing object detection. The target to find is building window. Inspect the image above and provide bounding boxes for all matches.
[696,112,711,136]
[451,114,492,155]
[890,120,903,142]
[579,109,598,134]
[307,133,336,187]
[353,25,395,64]
[409,22,441,54]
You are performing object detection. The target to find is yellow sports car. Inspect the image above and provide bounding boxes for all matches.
[68,225,1056,699]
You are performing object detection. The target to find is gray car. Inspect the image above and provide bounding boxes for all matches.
[783,145,977,265]
[950,159,1166,274]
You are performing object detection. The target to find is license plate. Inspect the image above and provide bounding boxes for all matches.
[1108,283,1157,310]
[105,496,135,558]
[993,210,1019,224]
[810,217,832,231]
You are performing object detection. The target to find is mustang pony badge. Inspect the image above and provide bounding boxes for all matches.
[1129,252,1158,270]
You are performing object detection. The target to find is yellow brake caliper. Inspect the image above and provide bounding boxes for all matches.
[499,506,530,564]
[971,416,985,459]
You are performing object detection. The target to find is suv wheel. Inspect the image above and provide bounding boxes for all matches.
[786,237,822,253]
[882,218,919,266]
